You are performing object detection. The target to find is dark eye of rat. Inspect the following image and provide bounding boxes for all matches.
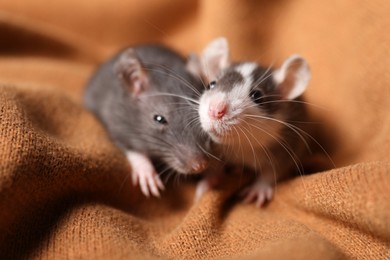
[250,90,264,105]
[154,115,168,124]
[207,81,216,90]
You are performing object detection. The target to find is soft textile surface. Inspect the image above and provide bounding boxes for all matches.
[0,0,389,259]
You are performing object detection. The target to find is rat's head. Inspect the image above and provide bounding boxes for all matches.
[195,38,311,145]
[114,47,210,175]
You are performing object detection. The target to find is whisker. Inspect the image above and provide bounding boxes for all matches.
[240,120,277,185]
[143,64,202,97]
[243,120,307,192]
[251,63,274,91]
[245,113,335,169]
[243,114,312,153]
[231,124,246,168]
[258,99,330,111]
[145,92,200,105]
[198,142,221,162]
[235,123,258,174]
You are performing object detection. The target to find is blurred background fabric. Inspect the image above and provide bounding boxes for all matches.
[0,0,389,259]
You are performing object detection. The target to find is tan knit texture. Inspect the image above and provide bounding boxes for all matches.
[0,0,389,259]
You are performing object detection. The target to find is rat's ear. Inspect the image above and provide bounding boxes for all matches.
[186,53,203,77]
[115,48,148,97]
[201,37,230,80]
[272,55,311,100]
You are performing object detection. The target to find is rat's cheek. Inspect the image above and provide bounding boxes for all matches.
[199,118,214,133]
[199,106,213,131]
[199,101,209,116]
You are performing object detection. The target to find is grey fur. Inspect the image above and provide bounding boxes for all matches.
[84,44,210,174]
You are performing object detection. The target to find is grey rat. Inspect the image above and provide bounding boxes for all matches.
[193,38,312,207]
[84,44,210,198]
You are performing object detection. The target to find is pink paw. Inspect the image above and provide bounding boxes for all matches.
[194,169,225,202]
[131,165,164,198]
[126,151,165,197]
[240,180,273,208]
[194,178,211,202]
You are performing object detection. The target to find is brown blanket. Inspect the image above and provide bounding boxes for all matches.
[0,0,389,259]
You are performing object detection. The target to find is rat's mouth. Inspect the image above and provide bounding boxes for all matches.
[200,113,238,142]
[209,124,233,142]
[210,128,222,137]
[167,157,208,175]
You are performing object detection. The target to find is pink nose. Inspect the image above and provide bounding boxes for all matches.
[208,101,227,119]
[189,157,209,173]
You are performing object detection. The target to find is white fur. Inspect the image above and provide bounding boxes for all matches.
[235,62,257,79]
[198,38,312,206]
[273,55,311,100]
[126,150,164,197]
[201,37,230,80]
[199,60,283,167]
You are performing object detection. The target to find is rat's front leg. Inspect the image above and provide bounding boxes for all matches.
[194,163,226,202]
[126,150,165,197]
[240,172,274,208]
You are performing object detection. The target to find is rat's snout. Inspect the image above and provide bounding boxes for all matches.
[175,144,209,174]
[208,100,227,119]
[188,156,209,173]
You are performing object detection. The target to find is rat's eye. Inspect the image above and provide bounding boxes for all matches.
[207,81,217,90]
[250,90,264,105]
[154,115,168,124]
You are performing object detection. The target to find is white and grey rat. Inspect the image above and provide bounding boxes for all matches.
[84,44,210,198]
[193,38,312,207]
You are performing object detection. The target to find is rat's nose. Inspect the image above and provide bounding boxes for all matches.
[176,145,210,174]
[208,101,227,119]
[189,156,209,173]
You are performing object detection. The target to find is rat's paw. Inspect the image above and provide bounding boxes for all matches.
[132,167,165,197]
[240,179,273,208]
[126,151,165,198]
[194,178,211,202]
[194,168,227,202]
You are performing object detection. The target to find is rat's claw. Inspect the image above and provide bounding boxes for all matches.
[126,151,165,198]
[255,193,266,208]
[155,176,165,191]
[148,175,160,197]
[131,171,139,186]
[242,190,256,204]
[194,178,211,202]
[239,179,274,207]
[138,170,164,198]
[138,174,150,197]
